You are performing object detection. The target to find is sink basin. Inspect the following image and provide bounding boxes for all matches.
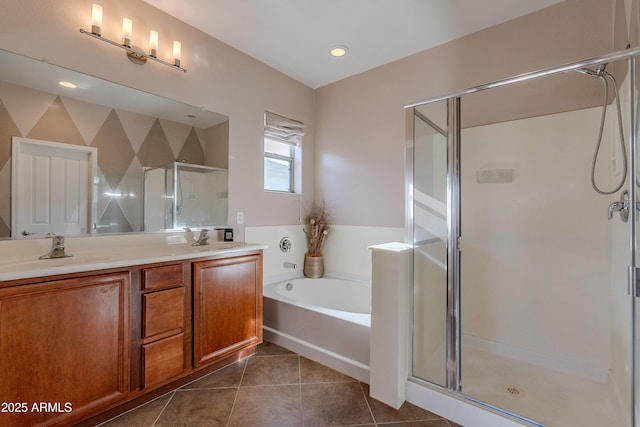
[1,254,115,270]
[213,242,247,249]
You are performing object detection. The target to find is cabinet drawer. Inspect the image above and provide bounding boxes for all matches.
[142,264,183,291]
[143,287,184,338]
[142,333,184,388]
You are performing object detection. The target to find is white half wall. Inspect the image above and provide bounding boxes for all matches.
[245,225,306,282]
[247,224,403,283]
[322,225,404,282]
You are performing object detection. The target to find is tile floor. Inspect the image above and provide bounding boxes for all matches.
[101,341,462,427]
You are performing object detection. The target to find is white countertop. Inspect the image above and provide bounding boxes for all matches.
[0,232,267,282]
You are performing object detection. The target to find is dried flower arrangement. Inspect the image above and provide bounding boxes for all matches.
[303,201,331,257]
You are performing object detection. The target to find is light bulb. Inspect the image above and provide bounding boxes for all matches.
[58,81,77,89]
[330,45,348,57]
[91,4,103,36]
[149,30,158,57]
[122,18,132,47]
[173,40,181,67]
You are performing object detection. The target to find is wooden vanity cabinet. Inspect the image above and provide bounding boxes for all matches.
[0,272,130,427]
[193,253,263,367]
[0,249,263,426]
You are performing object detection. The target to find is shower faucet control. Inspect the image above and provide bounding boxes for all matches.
[607,190,640,222]
[608,200,628,222]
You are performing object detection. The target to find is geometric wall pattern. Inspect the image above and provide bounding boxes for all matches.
[0,81,212,238]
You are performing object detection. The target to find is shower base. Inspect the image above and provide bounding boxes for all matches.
[461,346,622,427]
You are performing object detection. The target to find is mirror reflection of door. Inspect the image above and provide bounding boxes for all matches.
[11,137,97,239]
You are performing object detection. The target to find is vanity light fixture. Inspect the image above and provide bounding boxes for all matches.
[80,3,187,72]
[330,45,349,57]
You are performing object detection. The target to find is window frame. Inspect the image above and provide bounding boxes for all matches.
[263,137,295,193]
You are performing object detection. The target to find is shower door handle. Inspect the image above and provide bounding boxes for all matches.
[630,266,640,297]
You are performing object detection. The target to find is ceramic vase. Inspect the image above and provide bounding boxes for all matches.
[303,254,324,278]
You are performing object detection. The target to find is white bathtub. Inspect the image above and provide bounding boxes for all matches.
[263,277,371,383]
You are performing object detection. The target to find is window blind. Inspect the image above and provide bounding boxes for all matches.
[264,111,304,146]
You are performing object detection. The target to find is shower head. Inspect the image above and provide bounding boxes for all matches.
[596,63,608,75]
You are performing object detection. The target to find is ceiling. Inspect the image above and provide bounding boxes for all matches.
[143,0,564,89]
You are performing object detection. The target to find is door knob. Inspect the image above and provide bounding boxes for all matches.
[21,230,37,236]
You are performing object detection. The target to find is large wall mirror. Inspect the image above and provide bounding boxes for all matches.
[0,49,229,239]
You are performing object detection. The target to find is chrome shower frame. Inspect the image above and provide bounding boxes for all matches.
[405,46,640,426]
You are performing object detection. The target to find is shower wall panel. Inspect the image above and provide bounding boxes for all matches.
[460,107,613,377]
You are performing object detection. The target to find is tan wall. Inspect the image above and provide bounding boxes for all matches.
[0,0,316,240]
[1,0,631,233]
[315,0,623,226]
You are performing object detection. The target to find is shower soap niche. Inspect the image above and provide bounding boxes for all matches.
[476,168,514,184]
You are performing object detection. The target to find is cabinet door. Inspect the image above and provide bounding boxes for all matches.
[193,254,262,367]
[0,273,130,427]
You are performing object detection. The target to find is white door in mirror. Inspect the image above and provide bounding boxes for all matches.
[11,137,97,239]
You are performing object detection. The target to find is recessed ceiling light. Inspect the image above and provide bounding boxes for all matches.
[58,81,77,89]
[330,45,348,57]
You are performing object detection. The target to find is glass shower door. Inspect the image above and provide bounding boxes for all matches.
[408,51,640,427]
[410,100,449,387]
[457,64,631,427]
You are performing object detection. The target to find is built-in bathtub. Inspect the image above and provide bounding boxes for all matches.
[263,277,371,383]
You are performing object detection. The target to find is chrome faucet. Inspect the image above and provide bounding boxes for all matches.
[39,234,73,259]
[608,190,630,222]
[608,200,628,221]
[283,262,297,270]
[192,229,210,246]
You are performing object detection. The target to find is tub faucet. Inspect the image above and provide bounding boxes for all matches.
[283,262,297,270]
[39,234,73,259]
[192,229,210,246]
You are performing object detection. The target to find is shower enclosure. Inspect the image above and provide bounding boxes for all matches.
[143,161,228,231]
[407,48,640,426]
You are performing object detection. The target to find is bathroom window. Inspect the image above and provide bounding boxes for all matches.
[263,111,304,193]
[264,138,294,192]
